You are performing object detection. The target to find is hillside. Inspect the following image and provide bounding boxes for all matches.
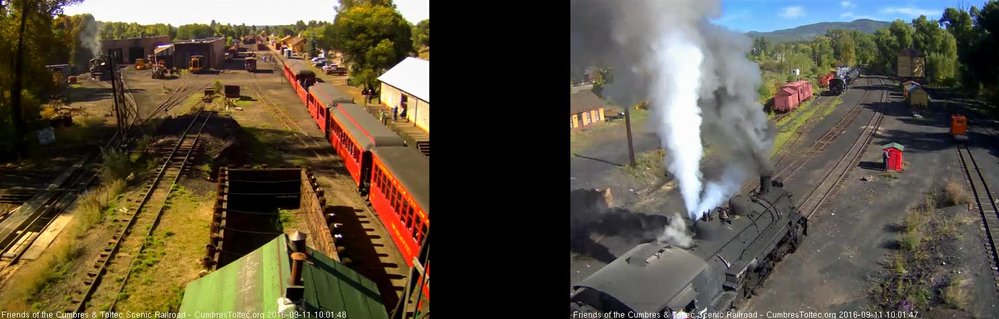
[747,19,892,42]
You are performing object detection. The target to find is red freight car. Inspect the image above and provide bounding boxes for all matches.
[818,72,834,88]
[789,80,813,103]
[773,86,800,113]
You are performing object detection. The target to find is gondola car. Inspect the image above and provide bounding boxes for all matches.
[307,82,356,132]
[326,103,406,190]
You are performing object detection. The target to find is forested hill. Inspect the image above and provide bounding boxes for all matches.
[747,19,892,42]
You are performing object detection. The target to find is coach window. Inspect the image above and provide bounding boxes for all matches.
[389,187,398,210]
[401,202,412,228]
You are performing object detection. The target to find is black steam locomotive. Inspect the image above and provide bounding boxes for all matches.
[569,176,808,317]
[829,67,860,95]
[89,55,111,81]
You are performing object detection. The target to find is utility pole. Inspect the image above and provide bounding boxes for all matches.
[624,105,636,167]
[10,0,32,158]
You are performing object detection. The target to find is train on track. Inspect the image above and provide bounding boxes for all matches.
[278,57,430,302]
[829,67,860,96]
[570,176,808,316]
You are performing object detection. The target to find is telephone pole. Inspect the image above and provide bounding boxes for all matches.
[624,105,636,166]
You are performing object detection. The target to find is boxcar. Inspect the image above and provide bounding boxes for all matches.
[773,86,799,112]
[326,103,406,189]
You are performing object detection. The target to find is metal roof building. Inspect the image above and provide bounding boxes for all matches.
[179,234,389,318]
[378,57,430,133]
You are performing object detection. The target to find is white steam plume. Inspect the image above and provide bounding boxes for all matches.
[570,0,775,222]
[656,213,692,248]
[655,32,704,216]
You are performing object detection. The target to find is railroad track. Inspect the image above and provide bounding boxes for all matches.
[797,78,888,217]
[0,155,101,273]
[957,144,999,272]
[70,111,212,312]
[773,78,880,182]
[247,68,409,300]
[247,73,339,165]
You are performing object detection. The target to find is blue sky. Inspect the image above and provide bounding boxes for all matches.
[712,0,970,32]
[61,0,429,26]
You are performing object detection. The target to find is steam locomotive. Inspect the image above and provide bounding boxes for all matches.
[829,67,860,95]
[89,55,111,81]
[569,176,808,316]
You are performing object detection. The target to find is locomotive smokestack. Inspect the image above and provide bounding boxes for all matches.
[759,175,772,194]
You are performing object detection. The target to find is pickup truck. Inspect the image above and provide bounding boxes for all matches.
[323,64,348,75]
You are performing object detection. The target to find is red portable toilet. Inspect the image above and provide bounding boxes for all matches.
[882,142,904,172]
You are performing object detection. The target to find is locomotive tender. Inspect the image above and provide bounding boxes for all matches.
[570,176,808,316]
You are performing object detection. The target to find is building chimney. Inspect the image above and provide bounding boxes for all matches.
[289,231,307,253]
[290,252,306,286]
[285,252,307,302]
[759,175,772,194]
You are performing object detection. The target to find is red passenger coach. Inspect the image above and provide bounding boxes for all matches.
[369,146,429,266]
[282,59,315,105]
[308,83,356,132]
[326,103,405,189]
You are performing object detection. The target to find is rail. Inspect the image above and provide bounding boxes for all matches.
[957,143,999,285]
[798,78,888,217]
[71,111,211,312]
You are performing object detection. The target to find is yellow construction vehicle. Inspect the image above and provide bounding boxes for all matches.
[135,58,146,70]
[190,55,205,73]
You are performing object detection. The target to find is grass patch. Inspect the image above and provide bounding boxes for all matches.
[277,209,295,231]
[241,127,286,166]
[870,191,964,313]
[770,96,841,157]
[940,179,971,207]
[101,148,135,182]
[942,273,970,310]
[52,117,109,147]
[115,184,211,311]
[624,148,665,178]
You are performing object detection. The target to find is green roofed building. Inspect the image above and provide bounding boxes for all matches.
[179,233,389,318]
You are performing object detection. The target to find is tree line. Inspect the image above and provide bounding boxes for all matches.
[751,1,999,108]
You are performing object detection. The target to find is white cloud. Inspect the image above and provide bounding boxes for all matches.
[840,1,855,9]
[779,6,805,19]
[841,12,878,21]
[881,6,940,18]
